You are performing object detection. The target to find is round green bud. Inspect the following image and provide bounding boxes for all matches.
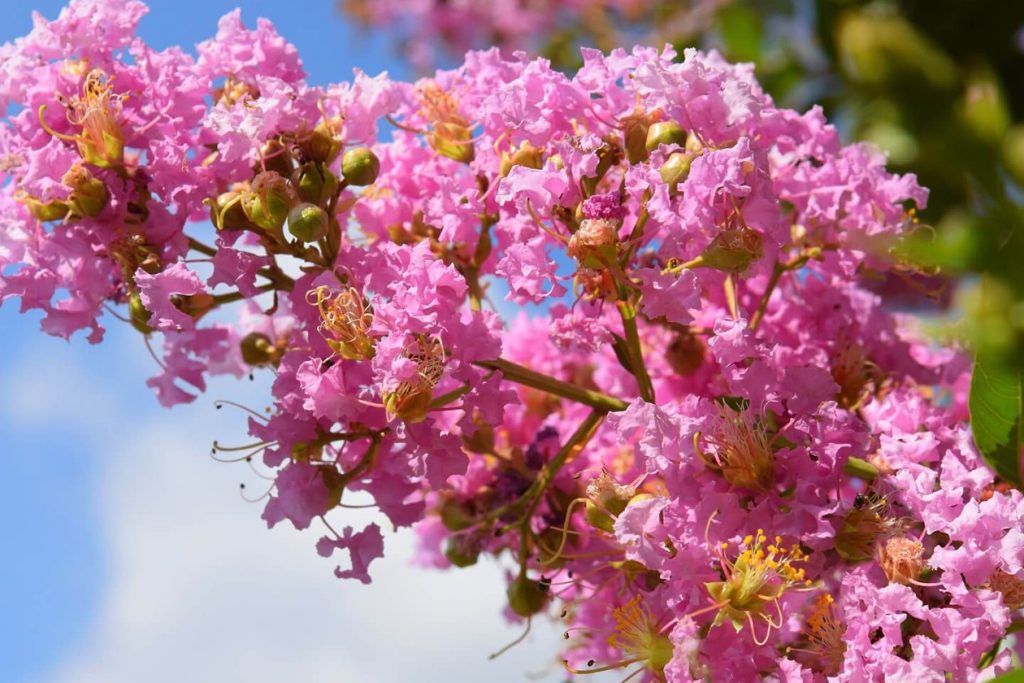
[507,573,548,618]
[698,228,764,273]
[444,537,480,568]
[585,499,616,533]
[287,203,329,242]
[240,331,277,367]
[439,498,476,532]
[301,121,343,165]
[624,117,651,164]
[258,139,295,179]
[341,147,380,186]
[128,292,153,334]
[242,171,297,234]
[660,152,693,190]
[645,121,687,151]
[209,191,250,231]
[291,162,339,206]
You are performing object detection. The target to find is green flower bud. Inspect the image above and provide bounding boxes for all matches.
[645,121,686,151]
[585,499,616,533]
[287,203,329,242]
[24,196,70,222]
[341,147,380,186]
[499,141,544,177]
[242,171,296,234]
[431,122,475,164]
[696,228,764,273]
[62,165,109,217]
[439,497,476,532]
[461,420,494,454]
[445,536,480,568]
[300,120,343,165]
[240,331,280,367]
[258,139,295,178]
[660,152,693,191]
[382,387,433,423]
[209,190,251,231]
[507,573,548,618]
[291,162,340,205]
[623,114,651,164]
[128,292,153,334]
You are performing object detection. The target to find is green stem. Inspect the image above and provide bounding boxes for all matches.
[616,300,655,403]
[188,236,295,290]
[844,456,879,482]
[518,411,606,556]
[749,261,785,332]
[474,358,629,412]
[209,282,277,307]
[749,247,821,332]
[429,382,472,409]
[620,191,651,266]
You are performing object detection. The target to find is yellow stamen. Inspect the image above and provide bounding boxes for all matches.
[306,285,375,361]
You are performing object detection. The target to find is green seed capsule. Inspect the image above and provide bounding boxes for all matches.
[645,121,687,151]
[341,147,380,186]
[287,203,329,242]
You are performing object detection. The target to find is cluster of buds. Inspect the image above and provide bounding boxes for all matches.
[209,131,379,256]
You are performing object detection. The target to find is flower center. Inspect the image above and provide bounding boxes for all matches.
[307,285,375,361]
[697,405,775,492]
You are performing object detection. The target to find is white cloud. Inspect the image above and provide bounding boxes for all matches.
[33,382,577,683]
[3,324,621,683]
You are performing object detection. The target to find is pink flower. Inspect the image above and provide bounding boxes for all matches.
[135,263,206,332]
[316,524,385,584]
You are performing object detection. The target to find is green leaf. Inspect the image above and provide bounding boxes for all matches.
[969,355,1023,486]
[990,670,1024,683]
[718,4,763,64]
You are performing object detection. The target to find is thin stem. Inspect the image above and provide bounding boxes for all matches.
[188,236,295,290]
[474,358,629,412]
[749,261,784,332]
[522,411,605,525]
[844,456,878,482]
[724,274,739,319]
[749,247,821,332]
[209,282,276,306]
[429,382,472,409]
[616,299,655,403]
[518,411,606,565]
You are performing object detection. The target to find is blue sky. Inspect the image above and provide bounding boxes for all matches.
[0,3,592,682]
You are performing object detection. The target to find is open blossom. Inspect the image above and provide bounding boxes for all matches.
[1,2,1019,681]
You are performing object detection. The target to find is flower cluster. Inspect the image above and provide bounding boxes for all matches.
[2,2,1020,681]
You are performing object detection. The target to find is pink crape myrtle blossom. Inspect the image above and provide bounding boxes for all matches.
[1,2,1020,681]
